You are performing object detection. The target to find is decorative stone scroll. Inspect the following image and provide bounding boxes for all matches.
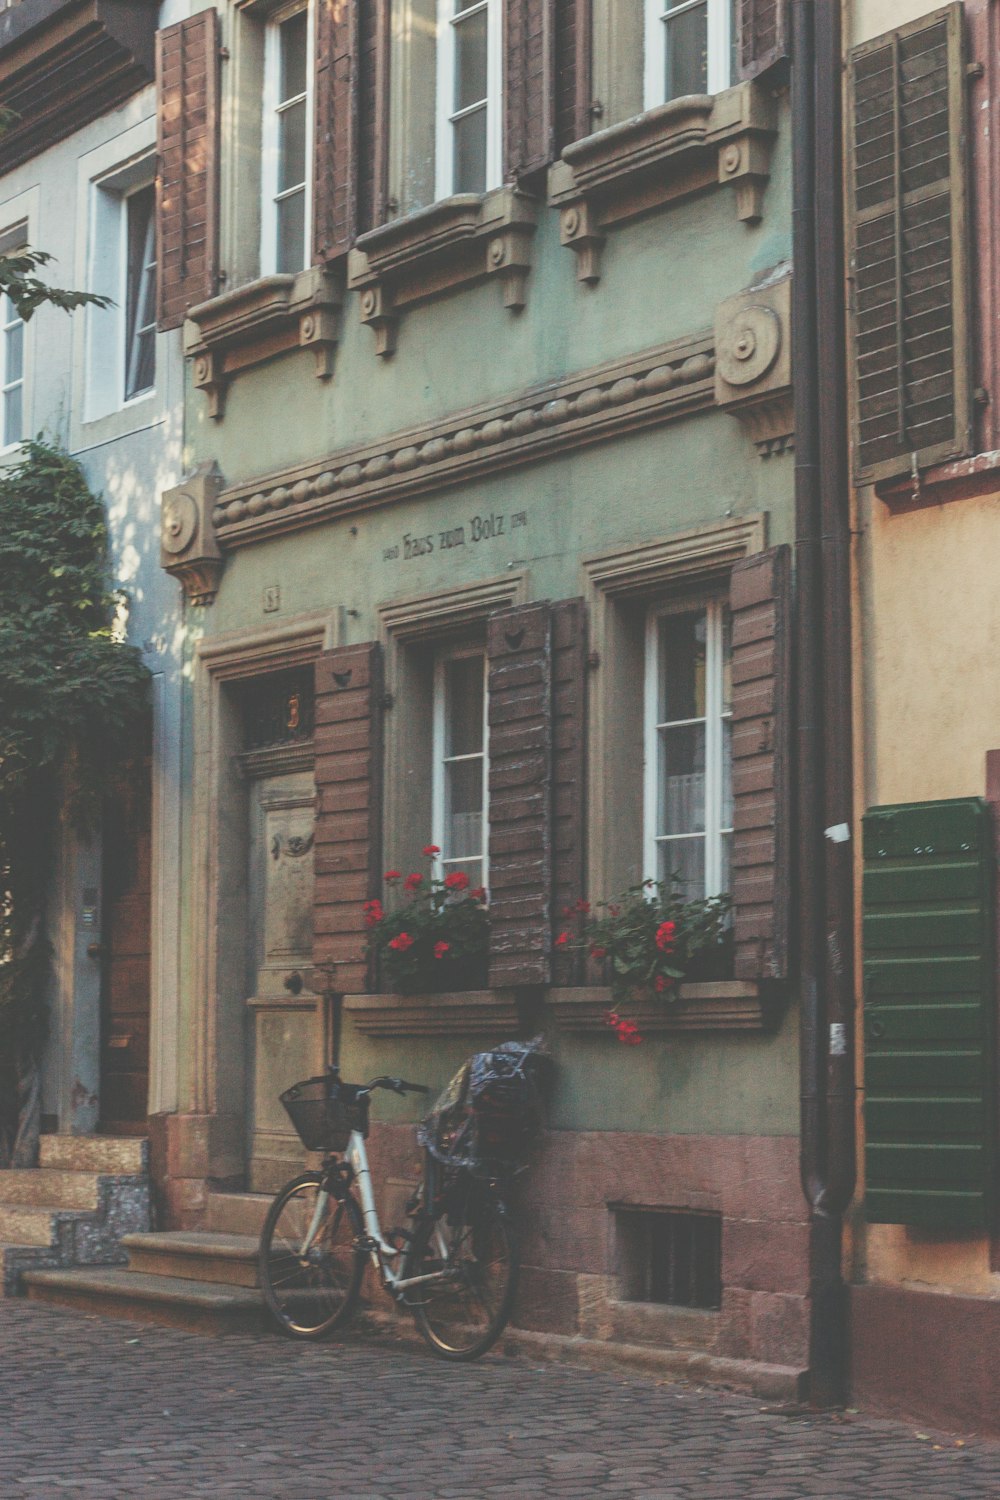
[346,187,539,355]
[160,463,224,605]
[184,266,342,418]
[549,82,778,285]
[211,332,716,549]
[714,267,793,456]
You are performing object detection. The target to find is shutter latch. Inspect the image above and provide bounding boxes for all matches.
[910,452,922,506]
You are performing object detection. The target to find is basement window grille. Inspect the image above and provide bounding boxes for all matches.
[239,667,315,751]
[614,1206,722,1309]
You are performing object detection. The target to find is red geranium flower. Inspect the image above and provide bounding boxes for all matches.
[655,920,677,953]
[434,941,450,959]
[654,974,675,994]
[404,872,423,892]
[554,931,570,947]
[471,886,487,902]
[422,844,441,856]
[617,1020,643,1046]
[574,898,591,914]
[388,931,414,952]
[362,898,384,928]
[590,944,607,960]
[384,869,402,882]
[444,870,470,892]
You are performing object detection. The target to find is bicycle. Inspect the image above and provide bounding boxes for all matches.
[258,1066,520,1360]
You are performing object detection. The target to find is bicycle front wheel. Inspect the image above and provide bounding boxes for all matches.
[259,1172,365,1339]
[405,1189,519,1360]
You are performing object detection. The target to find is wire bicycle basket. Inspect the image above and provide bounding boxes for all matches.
[280,1076,370,1153]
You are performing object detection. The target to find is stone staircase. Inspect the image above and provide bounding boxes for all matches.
[22,1189,272,1334]
[0,1135,152,1296]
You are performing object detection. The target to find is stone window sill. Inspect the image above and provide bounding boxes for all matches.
[344,989,527,1038]
[346,186,539,355]
[549,983,779,1035]
[183,265,341,418]
[549,81,778,284]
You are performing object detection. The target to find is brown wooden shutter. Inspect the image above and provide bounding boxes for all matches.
[156,8,219,331]
[730,547,791,982]
[554,0,591,152]
[551,598,587,986]
[313,0,358,262]
[846,3,971,482]
[356,0,389,234]
[504,0,554,180]
[313,642,384,994]
[487,603,552,987]
[736,0,789,81]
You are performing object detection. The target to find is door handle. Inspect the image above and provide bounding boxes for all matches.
[284,971,304,996]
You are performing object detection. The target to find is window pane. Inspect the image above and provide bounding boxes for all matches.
[453,105,487,193]
[276,188,306,274]
[446,758,484,859]
[658,836,705,901]
[4,382,21,446]
[280,9,308,101]
[444,856,484,889]
[721,716,733,831]
[664,1,708,99]
[5,317,22,383]
[125,187,156,400]
[657,723,706,836]
[658,610,707,722]
[278,98,307,194]
[445,655,484,756]
[454,6,488,111]
[720,605,732,713]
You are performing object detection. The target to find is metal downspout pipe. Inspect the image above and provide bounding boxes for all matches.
[792,0,857,1408]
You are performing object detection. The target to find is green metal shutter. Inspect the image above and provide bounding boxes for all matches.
[863,799,996,1230]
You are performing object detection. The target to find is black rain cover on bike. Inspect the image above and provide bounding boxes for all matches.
[417,1036,553,1172]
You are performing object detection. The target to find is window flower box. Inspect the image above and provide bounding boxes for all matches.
[343,989,523,1039]
[549,983,779,1036]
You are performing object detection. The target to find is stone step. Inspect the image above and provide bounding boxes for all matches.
[122,1232,260,1288]
[0,1243,65,1296]
[23,1268,267,1336]
[38,1135,147,1176]
[0,1205,91,1248]
[0,1170,100,1210]
[204,1191,272,1238]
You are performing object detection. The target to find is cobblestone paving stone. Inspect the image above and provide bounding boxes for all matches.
[2,1303,1000,1499]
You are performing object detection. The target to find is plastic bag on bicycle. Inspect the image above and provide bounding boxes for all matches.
[418,1036,553,1173]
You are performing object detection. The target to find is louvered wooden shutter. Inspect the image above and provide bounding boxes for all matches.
[863,799,996,1230]
[730,547,791,982]
[551,598,587,985]
[554,0,591,152]
[356,0,389,234]
[487,603,552,987]
[314,0,358,261]
[313,643,384,993]
[156,8,219,331]
[737,0,789,81]
[846,4,971,482]
[504,0,554,180]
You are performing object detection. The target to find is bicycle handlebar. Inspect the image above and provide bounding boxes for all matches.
[366,1075,431,1097]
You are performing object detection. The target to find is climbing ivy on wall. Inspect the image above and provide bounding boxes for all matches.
[0,441,149,1166]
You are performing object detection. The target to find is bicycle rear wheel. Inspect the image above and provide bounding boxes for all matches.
[404,1188,518,1360]
[259,1172,365,1339]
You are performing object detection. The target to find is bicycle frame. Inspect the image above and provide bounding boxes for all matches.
[298,1129,450,1297]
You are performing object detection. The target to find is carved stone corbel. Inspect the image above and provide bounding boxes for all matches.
[714,269,793,456]
[358,283,399,358]
[717,136,772,224]
[192,351,226,421]
[559,200,605,285]
[160,462,224,605]
[298,303,339,378]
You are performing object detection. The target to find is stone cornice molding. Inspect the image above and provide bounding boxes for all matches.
[347,186,539,355]
[549,81,778,284]
[184,266,342,418]
[211,331,716,549]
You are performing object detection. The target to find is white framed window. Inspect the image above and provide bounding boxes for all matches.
[123,184,156,402]
[262,0,314,276]
[643,0,734,108]
[432,645,489,889]
[644,597,732,900]
[434,0,503,200]
[0,219,27,450]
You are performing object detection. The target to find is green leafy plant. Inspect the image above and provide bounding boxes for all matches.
[558,881,732,1043]
[0,441,150,1166]
[366,847,490,994]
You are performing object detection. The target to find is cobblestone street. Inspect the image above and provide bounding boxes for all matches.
[1,1304,999,1499]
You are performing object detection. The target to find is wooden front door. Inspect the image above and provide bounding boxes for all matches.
[246,768,319,1191]
[99,745,152,1134]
